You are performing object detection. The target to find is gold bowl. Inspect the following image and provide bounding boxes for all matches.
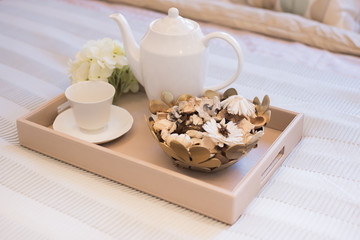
[146,89,271,173]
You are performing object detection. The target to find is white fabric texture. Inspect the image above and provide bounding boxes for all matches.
[1,0,360,239]
[245,0,360,32]
[106,0,360,56]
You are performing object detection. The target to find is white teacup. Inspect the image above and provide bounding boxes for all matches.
[65,81,115,131]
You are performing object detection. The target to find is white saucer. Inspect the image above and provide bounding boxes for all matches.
[53,105,133,144]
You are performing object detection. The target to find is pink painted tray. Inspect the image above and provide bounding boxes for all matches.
[17,92,303,224]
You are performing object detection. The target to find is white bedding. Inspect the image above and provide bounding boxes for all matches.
[1,0,360,239]
[107,0,360,56]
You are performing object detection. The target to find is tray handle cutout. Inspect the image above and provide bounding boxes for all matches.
[261,146,285,185]
[57,101,70,114]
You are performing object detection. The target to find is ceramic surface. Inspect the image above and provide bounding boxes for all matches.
[65,81,115,131]
[53,105,133,144]
[110,8,244,100]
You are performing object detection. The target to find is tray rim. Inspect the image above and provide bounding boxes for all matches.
[16,93,304,224]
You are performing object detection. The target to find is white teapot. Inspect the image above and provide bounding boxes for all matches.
[110,8,243,101]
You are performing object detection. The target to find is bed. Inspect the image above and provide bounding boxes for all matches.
[1,0,360,239]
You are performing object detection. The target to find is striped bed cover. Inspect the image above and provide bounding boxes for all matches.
[0,0,360,239]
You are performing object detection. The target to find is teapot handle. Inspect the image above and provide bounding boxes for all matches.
[202,32,243,93]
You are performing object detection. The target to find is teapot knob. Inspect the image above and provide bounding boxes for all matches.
[168,8,179,18]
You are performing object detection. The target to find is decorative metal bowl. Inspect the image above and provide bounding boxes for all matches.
[146,88,271,173]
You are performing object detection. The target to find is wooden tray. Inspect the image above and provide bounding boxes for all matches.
[17,92,303,224]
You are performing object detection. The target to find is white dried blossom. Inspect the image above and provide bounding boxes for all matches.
[167,106,182,122]
[189,114,203,125]
[195,97,221,121]
[153,119,176,133]
[221,95,256,117]
[237,118,255,133]
[165,133,192,149]
[203,118,244,147]
[179,100,196,113]
[186,130,204,139]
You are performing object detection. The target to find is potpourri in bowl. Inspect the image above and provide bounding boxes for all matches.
[146,88,271,173]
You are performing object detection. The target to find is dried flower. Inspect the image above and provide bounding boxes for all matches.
[237,118,255,133]
[203,118,244,147]
[196,97,221,121]
[186,130,204,139]
[179,99,196,113]
[164,133,192,149]
[147,90,269,172]
[187,114,203,125]
[167,106,182,122]
[153,119,176,133]
[221,95,256,117]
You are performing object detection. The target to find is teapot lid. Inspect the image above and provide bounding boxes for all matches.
[151,8,195,35]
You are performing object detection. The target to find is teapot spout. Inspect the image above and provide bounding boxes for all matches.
[109,13,143,85]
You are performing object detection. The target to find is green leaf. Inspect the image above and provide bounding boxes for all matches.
[107,65,139,104]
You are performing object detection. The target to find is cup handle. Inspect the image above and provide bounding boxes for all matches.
[202,32,243,93]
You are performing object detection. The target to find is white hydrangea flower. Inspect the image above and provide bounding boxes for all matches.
[203,118,244,147]
[68,38,128,84]
[68,61,89,82]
